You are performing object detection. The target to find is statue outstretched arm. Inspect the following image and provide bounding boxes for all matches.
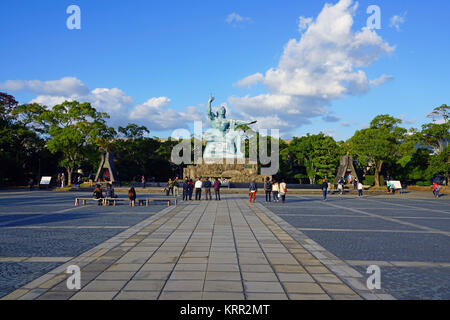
[207,94,215,120]
[235,120,257,126]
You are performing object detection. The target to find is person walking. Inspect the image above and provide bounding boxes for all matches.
[195,178,202,200]
[272,179,279,203]
[433,182,440,198]
[61,173,65,188]
[321,179,328,201]
[338,177,344,195]
[264,177,272,202]
[203,177,212,200]
[56,173,61,188]
[249,180,257,203]
[28,178,34,191]
[213,178,221,200]
[182,178,189,201]
[128,186,137,207]
[76,175,82,189]
[358,181,364,197]
[279,180,287,203]
[141,174,146,189]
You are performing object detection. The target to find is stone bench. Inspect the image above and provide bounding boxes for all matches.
[146,198,177,207]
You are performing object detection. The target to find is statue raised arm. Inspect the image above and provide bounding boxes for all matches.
[207,94,216,120]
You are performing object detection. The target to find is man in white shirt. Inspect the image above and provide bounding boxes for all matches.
[358,182,364,197]
[195,178,203,200]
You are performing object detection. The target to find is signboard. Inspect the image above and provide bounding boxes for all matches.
[388,181,402,190]
[40,176,52,185]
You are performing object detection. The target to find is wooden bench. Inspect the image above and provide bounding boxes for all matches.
[75,198,103,206]
[146,198,177,207]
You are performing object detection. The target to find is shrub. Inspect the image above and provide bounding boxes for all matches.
[363,175,375,186]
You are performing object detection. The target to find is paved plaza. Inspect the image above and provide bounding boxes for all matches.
[0,190,448,300]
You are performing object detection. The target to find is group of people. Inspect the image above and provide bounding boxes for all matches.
[321,178,364,200]
[182,177,222,201]
[255,177,287,204]
[92,183,138,206]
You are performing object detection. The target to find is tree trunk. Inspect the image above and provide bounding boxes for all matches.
[67,168,73,187]
[374,160,383,187]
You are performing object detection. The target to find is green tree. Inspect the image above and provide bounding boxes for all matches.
[118,123,150,139]
[421,104,449,155]
[16,101,115,185]
[289,133,340,184]
[349,115,412,186]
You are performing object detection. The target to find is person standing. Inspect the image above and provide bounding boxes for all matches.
[272,179,279,203]
[249,180,257,203]
[279,180,287,203]
[213,178,221,200]
[203,177,212,200]
[168,178,174,195]
[28,178,34,191]
[195,178,202,200]
[358,181,364,197]
[182,178,189,201]
[321,179,328,201]
[61,173,65,188]
[56,173,61,188]
[264,177,272,202]
[141,174,146,189]
[188,179,194,200]
[173,177,180,197]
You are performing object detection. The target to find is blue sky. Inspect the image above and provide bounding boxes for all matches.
[1,0,449,140]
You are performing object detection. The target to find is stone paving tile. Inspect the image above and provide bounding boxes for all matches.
[202,292,245,300]
[170,271,206,280]
[37,291,76,300]
[283,282,326,294]
[71,291,117,300]
[159,291,202,300]
[204,280,243,292]
[205,271,241,281]
[96,271,136,280]
[246,293,289,300]
[244,281,284,293]
[289,293,331,300]
[164,280,204,292]
[321,283,357,295]
[241,272,278,282]
[83,280,127,292]
[114,291,159,300]
[133,270,171,280]
[276,273,315,283]
[122,280,165,292]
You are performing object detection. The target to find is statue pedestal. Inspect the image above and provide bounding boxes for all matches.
[184,159,270,183]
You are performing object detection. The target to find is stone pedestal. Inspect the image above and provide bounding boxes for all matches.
[184,159,269,183]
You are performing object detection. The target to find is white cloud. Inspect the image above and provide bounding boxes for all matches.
[235,73,264,88]
[225,12,251,25]
[230,0,395,134]
[9,77,203,131]
[390,13,407,32]
[0,77,90,96]
[298,16,313,32]
[370,74,394,87]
